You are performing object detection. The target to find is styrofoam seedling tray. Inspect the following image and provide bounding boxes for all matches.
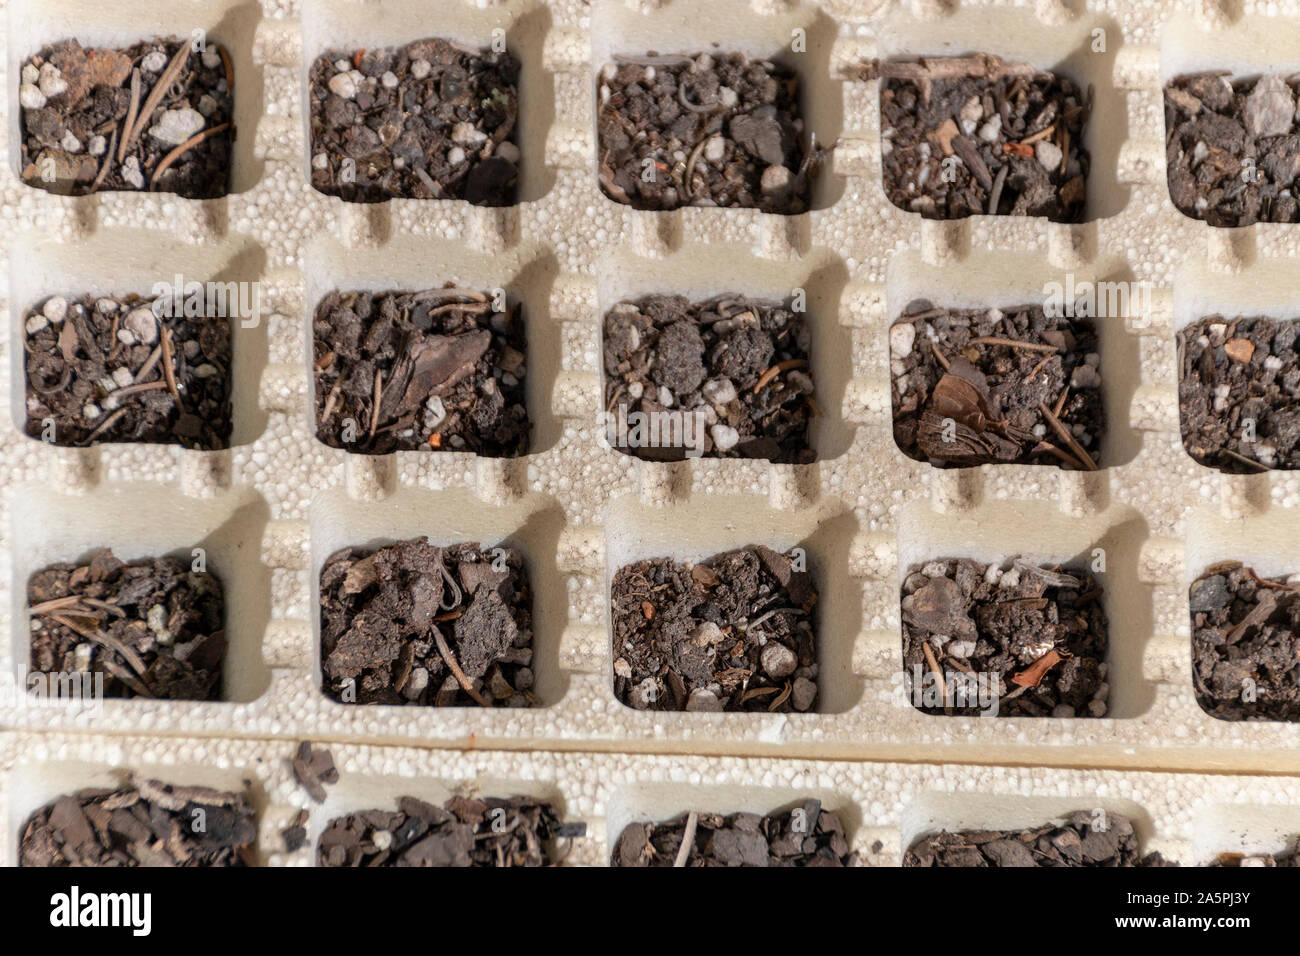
[300,0,552,202]
[603,779,863,864]
[6,0,265,193]
[309,483,568,707]
[301,233,562,454]
[893,496,1153,719]
[6,754,270,867]
[594,241,856,461]
[1183,502,1300,600]
[884,247,1145,471]
[8,481,273,703]
[588,0,846,211]
[876,4,1126,222]
[9,229,269,447]
[1171,256,1300,333]
[1160,10,1300,81]
[600,492,863,713]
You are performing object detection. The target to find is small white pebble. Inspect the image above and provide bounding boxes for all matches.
[26,315,48,334]
[19,84,47,110]
[42,297,68,323]
[111,367,134,388]
[381,71,399,88]
[142,51,169,72]
[411,59,431,80]
[710,423,740,451]
[328,72,358,99]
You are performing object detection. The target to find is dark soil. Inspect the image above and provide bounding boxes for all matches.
[880,54,1090,222]
[319,537,535,707]
[318,795,582,867]
[20,777,256,867]
[891,301,1104,469]
[611,546,818,713]
[24,293,232,450]
[901,557,1109,718]
[291,741,338,803]
[1165,72,1300,226]
[1178,315,1300,473]
[314,286,529,456]
[597,52,818,213]
[613,800,857,867]
[309,38,519,205]
[904,812,1171,867]
[20,38,234,198]
[28,549,226,701]
[602,294,815,463]
[1190,562,1300,721]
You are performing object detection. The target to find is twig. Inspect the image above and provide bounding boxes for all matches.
[50,614,149,677]
[91,127,119,191]
[150,123,231,188]
[1038,401,1097,470]
[123,43,191,153]
[968,336,1059,353]
[921,641,947,701]
[753,358,806,393]
[159,326,182,405]
[673,812,698,867]
[368,368,383,439]
[930,342,951,371]
[431,628,492,707]
[117,69,142,163]
[81,407,129,444]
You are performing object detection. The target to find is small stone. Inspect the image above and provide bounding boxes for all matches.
[760,642,797,680]
[452,122,487,145]
[718,87,739,109]
[87,135,107,157]
[1035,140,1063,172]
[61,131,81,153]
[312,152,329,170]
[381,71,399,88]
[38,63,68,98]
[149,108,206,146]
[760,164,794,197]
[424,395,447,429]
[197,94,219,117]
[630,677,659,709]
[690,621,724,645]
[371,829,394,851]
[447,146,466,165]
[890,322,916,358]
[613,657,632,679]
[411,59,431,80]
[142,51,169,72]
[791,676,817,711]
[685,688,723,712]
[328,72,358,99]
[704,135,726,163]
[42,297,68,324]
[83,403,101,420]
[710,423,740,452]
[495,141,521,164]
[978,115,1002,142]
[26,315,48,334]
[1245,75,1295,138]
[123,307,159,345]
[202,48,222,70]
[19,84,46,110]
[1070,364,1101,389]
[111,367,134,389]
[701,378,737,405]
[21,64,38,85]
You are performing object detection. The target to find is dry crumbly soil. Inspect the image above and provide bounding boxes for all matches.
[602,293,815,463]
[890,301,1103,470]
[20,779,256,867]
[597,51,816,214]
[1190,562,1300,721]
[313,287,529,456]
[309,38,519,205]
[881,54,1090,222]
[1178,315,1300,473]
[28,549,226,702]
[24,293,232,450]
[904,811,1171,867]
[318,795,574,867]
[1165,72,1300,226]
[901,557,1109,718]
[20,38,234,199]
[611,546,818,713]
[319,537,535,708]
[613,801,857,867]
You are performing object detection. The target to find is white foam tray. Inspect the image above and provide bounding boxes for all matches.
[2,0,1300,818]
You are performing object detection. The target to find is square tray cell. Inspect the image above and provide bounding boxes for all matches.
[313,287,529,456]
[602,293,814,463]
[307,37,520,206]
[319,536,535,708]
[18,36,234,198]
[28,548,226,701]
[8,483,272,706]
[1177,315,1300,473]
[6,0,265,195]
[880,54,1090,222]
[1161,12,1300,226]
[23,291,233,450]
[890,301,1104,470]
[9,758,264,867]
